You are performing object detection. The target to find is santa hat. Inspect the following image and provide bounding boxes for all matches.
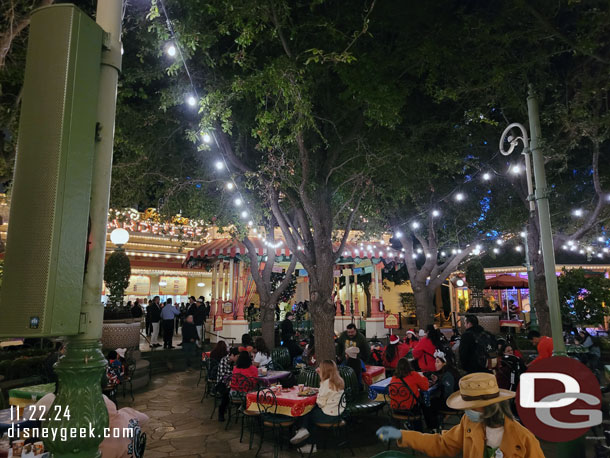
[116,348,127,359]
[389,334,400,345]
[406,330,416,337]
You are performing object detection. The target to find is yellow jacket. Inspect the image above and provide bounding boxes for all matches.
[397,415,544,458]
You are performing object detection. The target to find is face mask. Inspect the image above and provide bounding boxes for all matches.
[465,409,483,423]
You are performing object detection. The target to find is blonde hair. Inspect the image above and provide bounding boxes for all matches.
[319,360,345,391]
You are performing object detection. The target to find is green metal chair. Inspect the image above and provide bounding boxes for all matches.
[338,366,385,417]
[296,367,320,388]
[271,347,291,371]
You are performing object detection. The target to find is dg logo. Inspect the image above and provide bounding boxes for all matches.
[516,356,602,442]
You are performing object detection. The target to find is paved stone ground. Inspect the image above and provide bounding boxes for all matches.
[116,368,603,458]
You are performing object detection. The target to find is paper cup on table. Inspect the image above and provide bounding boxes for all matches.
[34,442,44,455]
[298,384,304,392]
[261,367,268,376]
[12,439,25,456]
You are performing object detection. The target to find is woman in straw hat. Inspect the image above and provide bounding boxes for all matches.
[376,372,544,458]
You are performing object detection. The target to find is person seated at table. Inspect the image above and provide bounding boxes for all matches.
[217,347,240,422]
[253,337,272,368]
[527,330,553,366]
[403,330,419,353]
[341,346,366,389]
[290,360,345,454]
[383,334,410,372]
[230,351,258,391]
[376,372,544,458]
[413,326,442,373]
[389,358,429,414]
[106,350,124,385]
[210,340,228,361]
[239,333,255,354]
[575,329,601,371]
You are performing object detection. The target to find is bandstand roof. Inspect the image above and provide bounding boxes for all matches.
[184,238,403,266]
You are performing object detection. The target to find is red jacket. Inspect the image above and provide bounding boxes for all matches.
[383,343,410,368]
[230,365,258,391]
[531,336,553,366]
[412,337,437,372]
[389,372,429,410]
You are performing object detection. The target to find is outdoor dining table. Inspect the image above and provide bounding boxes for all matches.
[257,370,291,386]
[369,376,437,403]
[246,386,318,417]
[499,319,523,329]
[362,365,386,386]
[8,383,55,408]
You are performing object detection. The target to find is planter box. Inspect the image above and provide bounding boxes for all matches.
[101,319,141,350]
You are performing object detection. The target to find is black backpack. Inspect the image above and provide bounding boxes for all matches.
[473,330,498,370]
[501,354,526,391]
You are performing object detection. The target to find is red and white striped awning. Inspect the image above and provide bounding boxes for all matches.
[185,238,403,265]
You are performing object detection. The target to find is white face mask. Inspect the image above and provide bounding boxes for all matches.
[465,409,483,423]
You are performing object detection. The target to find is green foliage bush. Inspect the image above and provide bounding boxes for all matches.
[558,268,610,326]
[0,355,48,381]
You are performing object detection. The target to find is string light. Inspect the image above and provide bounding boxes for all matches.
[186,95,197,107]
[455,193,464,202]
[515,246,522,252]
[511,165,521,174]
[493,248,499,254]
[573,209,583,217]
[226,182,234,190]
[411,221,420,230]
[234,198,243,206]
[482,172,491,181]
[248,220,253,226]
[214,161,224,170]
[496,239,504,245]
[432,210,440,217]
[166,44,177,57]
[440,251,446,256]
[395,231,403,238]
[202,133,212,143]
[241,210,249,218]
[597,236,604,242]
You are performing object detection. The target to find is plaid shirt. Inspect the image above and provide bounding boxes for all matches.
[217,354,234,386]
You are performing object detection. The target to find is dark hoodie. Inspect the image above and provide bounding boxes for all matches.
[459,324,489,374]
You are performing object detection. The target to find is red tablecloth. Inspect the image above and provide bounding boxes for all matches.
[363,365,386,386]
[246,386,317,417]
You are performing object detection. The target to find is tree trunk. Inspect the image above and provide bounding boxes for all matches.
[310,298,336,362]
[260,301,276,349]
[414,286,435,330]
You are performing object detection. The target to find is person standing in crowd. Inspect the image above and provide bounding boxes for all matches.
[377,372,544,458]
[459,315,496,374]
[290,360,345,455]
[176,302,186,335]
[148,296,162,348]
[216,347,240,422]
[527,330,553,366]
[336,323,370,363]
[181,315,199,371]
[204,299,211,320]
[253,337,272,368]
[145,300,152,336]
[130,299,143,318]
[187,296,197,316]
[281,312,302,359]
[160,298,180,349]
[383,334,410,373]
[193,298,206,346]
[413,326,441,373]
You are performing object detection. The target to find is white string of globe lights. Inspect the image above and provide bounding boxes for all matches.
[155,1,607,261]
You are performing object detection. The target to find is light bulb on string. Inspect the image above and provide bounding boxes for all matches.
[234,197,243,206]
[515,246,522,252]
[394,231,403,238]
[187,95,197,107]
[166,44,177,57]
[214,161,224,170]
[573,209,583,217]
[455,192,464,202]
[411,221,420,230]
[226,182,234,190]
[511,165,521,174]
[493,248,499,254]
[496,239,503,245]
[482,172,491,181]
[440,251,446,257]
[598,253,604,258]
[598,236,604,242]
[432,210,440,217]
[202,133,212,144]
[241,210,248,218]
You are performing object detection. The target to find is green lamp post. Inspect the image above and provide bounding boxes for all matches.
[498,86,565,356]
